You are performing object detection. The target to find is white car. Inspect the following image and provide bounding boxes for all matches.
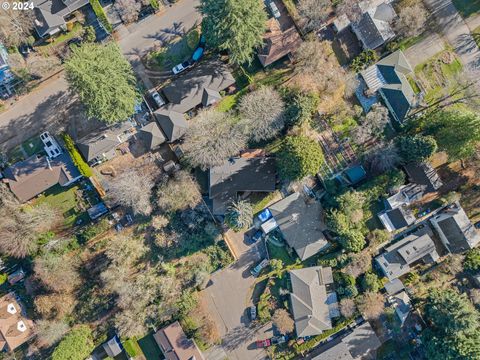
[151,91,165,108]
[268,1,281,18]
[172,61,191,75]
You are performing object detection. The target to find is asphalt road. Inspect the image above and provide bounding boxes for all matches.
[0,0,201,153]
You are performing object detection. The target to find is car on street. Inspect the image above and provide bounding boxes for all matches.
[250,259,269,277]
[250,305,257,321]
[151,90,165,108]
[172,60,192,75]
[256,339,271,348]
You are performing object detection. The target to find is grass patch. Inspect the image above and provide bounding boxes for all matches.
[407,75,421,94]
[137,333,164,360]
[452,0,480,18]
[252,191,282,214]
[22,136,44,157]
[6,145,25,164]
[38,23,84,53]
[266,240,295,266]
[216,94,238,112]
[123,337,143,357]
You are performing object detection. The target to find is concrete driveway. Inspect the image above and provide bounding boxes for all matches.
[405,33,446,68]
[201,234,272,360]
[424,0,480,69]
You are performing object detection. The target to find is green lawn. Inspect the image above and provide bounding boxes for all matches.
[34,184,89,227]
[266,239,296,266]
[452,0,480,18]
[123,337,144,357]
[37,22,84,54]
[137,333,164,360]
[22,136,44,157]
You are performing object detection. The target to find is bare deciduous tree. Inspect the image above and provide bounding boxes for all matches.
[108,169,154,215]
[114,0,141,24]
[239,86,286,142]
[340,298,357,318]
[298,0,332,32]
[34,293,77,320]
[157,170,202,212]
[272,308,295,334]
[356,291,385,320]
[183,110,247,170]
[0,9,34,47]
[35,320,70,348]
[365,143,401,174]
[351,104,389,145]
[105,234,147,268]
[344,251,372,277]
[336,0,370,22]
[470,289,480,306]
[395,4,427,38]
[34,254,80,293]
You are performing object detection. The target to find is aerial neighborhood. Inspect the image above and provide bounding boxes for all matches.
[1,0,480,359]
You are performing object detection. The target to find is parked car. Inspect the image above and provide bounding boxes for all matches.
[271,335,287,345]
[151,90,165,108]
[192,47,204,62]
[172,60,192,75]
[249,230,263,244]
[250,259,269,277]
[256,339,271,348]
[250,305,257,321]
[268,1,281,18]
[475,221,480,229]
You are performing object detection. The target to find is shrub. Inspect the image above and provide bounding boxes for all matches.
[52,325,94,360]
[464,248,480,273]
[258,291,272,324]
[150,0,160,9]
[282,87,319,126]
[0,273,7,285]
[277,135,324,180]
[89,0,113,32]
[350,50,379,72]
[361,271,381,293]
[62,133,93,177]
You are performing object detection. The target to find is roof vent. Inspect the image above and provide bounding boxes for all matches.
[7,303,17,315]
[17,321,26,332]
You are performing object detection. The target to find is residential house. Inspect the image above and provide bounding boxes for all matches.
[311,321,381,360]
[378,183,426,232]
[403,162,443,193]
[154,61,236,142]
[3,153,81,202]
[430,202,480,253]
[0,43,14,97]
[359,50,416,123]
[33,0,90,38]
[383,278,405,296]
[208,155,276,215]
[102,336,123,358]
[376,232,439,281]
[0,292,34,352]
[76,120,135,166]
[289,266,337,337]
[153,321,204,360]
[257,18,302,67]
[267,192,329,261]
[137,121,166,150]
[388,291,411,326]
[351,0,397,50]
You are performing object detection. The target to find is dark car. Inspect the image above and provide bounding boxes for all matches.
[249,230,263,244]
[475,221,480,229]
[250,305,257,321]
[271,335,288,345]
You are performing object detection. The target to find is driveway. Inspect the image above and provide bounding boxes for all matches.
[0,0,201,153]
[424,0,480,69]
[201,234,272,360]
[405,33,446,68]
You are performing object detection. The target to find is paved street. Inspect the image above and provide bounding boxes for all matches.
[0,0,201,153]
[424,0,480,70]
[202,237,272,360]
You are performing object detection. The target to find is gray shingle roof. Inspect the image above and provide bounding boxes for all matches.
[208,157,276,215]
[33,0,89,37]
[376,233,439,280]
[153,110,188,142]
[352,2,396,49]
[138,121,166,150]
[289,266,334,337]
[403,162,443,193]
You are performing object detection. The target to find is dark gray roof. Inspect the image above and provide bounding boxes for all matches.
[103,336,122,357]
[138,121,166,149]
[379,207,415,232]
[430,202,480,253]
[289,267,334,337]
[4,153,81,202]
[209,157,276,215]
[403,162,443,193]
[384,278,405,295]
[376,233,439,280]
[269,192,329,261]
[76,121,134,162]
[153,110,188,143]
[33,0,89,37]
[161,61,235,114]
[352,3,396,49]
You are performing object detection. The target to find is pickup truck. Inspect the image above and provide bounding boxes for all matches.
[250,259,269,277]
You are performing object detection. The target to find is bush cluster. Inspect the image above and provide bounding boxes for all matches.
[62,133,93,178]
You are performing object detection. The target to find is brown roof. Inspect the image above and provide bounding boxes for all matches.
[0,293,34,352]
[3,153,81,202]
[257,18,302,67]
[153,322,204,360]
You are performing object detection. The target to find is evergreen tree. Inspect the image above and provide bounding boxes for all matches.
[277,135,324,180]
[65,43,138,123]
[396,135,437,163]
[200,0,267,65]
[52,326,94,360]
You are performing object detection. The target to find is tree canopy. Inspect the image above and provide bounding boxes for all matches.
[463,248,480,273]
[65,43,138,123]
[52,326,94,360]
[277,135,324,180]
[200,0,267,65]
[424,109,480,161]
[225,200,253,231]
[396,135,437,163]
[422,289,480,359]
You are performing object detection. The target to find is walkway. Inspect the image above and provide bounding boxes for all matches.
[423,0,480,70]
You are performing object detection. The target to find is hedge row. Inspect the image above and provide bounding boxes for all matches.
[62,133,93,178]
[150,0,160,10]
[89,0,113,33]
